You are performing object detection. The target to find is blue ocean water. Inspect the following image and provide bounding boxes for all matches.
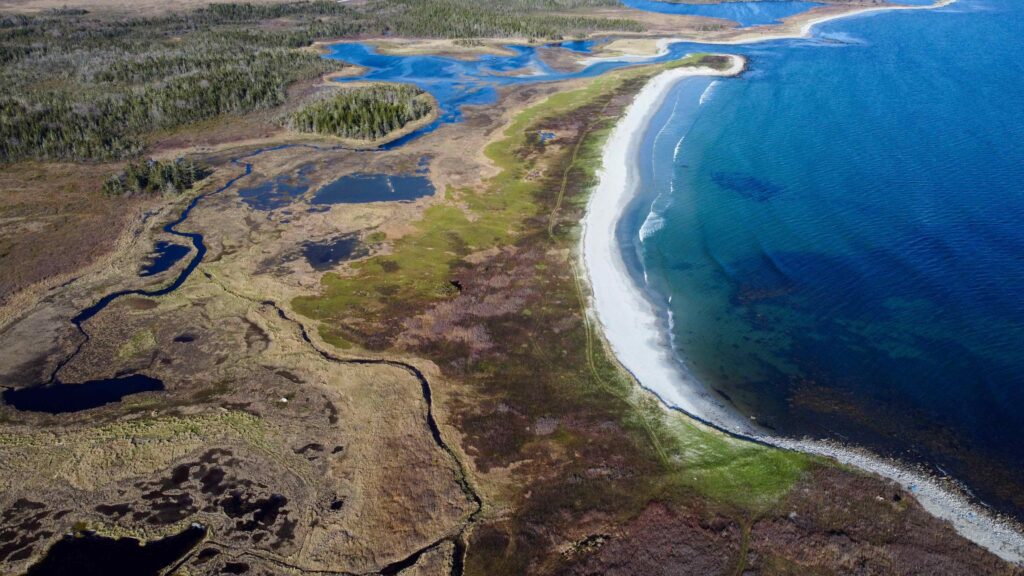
[318,0,1024,518]
[630,0,1024,517]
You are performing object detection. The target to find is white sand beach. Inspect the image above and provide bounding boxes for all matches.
[580,0,959,62]
[581,55,755,436]
[796,0,960,39]
[579,49,1024,565]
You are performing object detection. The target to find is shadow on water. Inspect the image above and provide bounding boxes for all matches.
[548,39,597,53]
[140,241,191,277]
[2,375,164,413]
[237,164,314,211]
[26,525,206,576]
[711,171,785,202]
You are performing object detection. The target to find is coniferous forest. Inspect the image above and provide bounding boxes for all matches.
[290,84,433,141]
[0,0,640,164]
[101,158,209,196]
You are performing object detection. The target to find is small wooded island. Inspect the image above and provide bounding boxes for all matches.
[289,83,436,142]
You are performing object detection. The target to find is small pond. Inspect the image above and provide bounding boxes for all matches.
[26,524,206,576]
[311,173,435,205]
[3,374,165,414]
[302,234,368,271]
[237,164,314,211]
[140,241,190,277]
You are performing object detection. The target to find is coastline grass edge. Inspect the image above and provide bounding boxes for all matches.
[578,51,1024,565]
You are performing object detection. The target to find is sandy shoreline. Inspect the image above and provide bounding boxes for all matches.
[580,53,1024,564]
[581,0,958,63]
[581,55,757,437]
[795,0,960,39]
[699,0,961,46]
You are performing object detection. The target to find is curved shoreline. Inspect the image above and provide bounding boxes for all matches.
[579,55,1024,564]
[580,0,958,63]
[582,56,757,437]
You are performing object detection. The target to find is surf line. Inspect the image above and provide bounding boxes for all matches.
[579,53,1024,565]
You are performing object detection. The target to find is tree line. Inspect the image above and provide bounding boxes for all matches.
[0,0,643,163]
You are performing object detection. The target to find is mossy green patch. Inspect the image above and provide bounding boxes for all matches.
[117,328,156,360]
[294,53,809,518]
[318,324,354,349]
[293,57,713,329]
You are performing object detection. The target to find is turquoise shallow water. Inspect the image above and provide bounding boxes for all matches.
[630,0,1024,517]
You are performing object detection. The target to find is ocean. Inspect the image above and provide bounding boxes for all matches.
[627,0,1024,519]
[319,0,1023,522]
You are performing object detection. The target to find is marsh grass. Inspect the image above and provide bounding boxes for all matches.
[293,55,814,571]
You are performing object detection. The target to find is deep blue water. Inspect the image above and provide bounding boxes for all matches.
[140,241,190,277]
[628,0,1024,517]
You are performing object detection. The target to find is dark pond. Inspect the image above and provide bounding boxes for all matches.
[237,164,314,211]
[26,524,206,576]
[302,234,367,271]
[310,173,434,205]
[140,241,191,277]
[3,374,164,414]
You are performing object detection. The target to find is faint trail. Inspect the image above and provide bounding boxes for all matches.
[545,86,671,467]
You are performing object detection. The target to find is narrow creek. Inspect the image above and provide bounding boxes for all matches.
[12,36,702,573]
[20,137,482,572]
[263,296,483,576]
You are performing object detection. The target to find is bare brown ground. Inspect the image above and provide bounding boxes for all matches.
[0,41,1019,576]
[0,162,156,313]
[551,469,1022,575]
[747,467,1021,575]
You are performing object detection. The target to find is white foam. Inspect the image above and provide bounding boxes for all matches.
[638,210,665,242]
[581,55,754,432]
[699,80,719,106]
[672,135,686,162]
[580,52,1024,566]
